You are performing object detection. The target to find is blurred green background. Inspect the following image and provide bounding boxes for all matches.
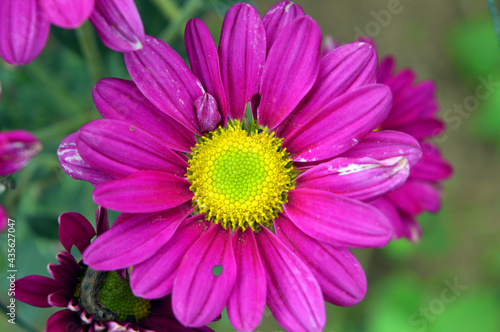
[1,0,499,331]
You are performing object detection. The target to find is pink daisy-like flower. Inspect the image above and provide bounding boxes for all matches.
[0,0,144,65]
[354,39,453,242]
[0,129,41,231]
[58,2,423,330]
[15,207,212,332]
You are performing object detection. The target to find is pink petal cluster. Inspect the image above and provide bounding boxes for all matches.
[360,39,453,241]
[0,0,145,65]
[0,130,41,231]
[56,2,426,331]
[15,207,212,332]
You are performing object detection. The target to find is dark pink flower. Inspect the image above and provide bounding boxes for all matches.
[15,207,212,332]
[0,129,41,231]
[0,0,144,65]
[364,40,452,242]
[58,2,422,331]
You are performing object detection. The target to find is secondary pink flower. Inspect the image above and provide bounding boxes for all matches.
[362,40,452,242]
[58,2,422,331]
[0,0,144,65]
[15,207,212,332]
[0,130,41,231]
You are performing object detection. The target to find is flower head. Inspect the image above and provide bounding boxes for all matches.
[15,207,211,332]
[59,1,423,330]
[0,0,144,65]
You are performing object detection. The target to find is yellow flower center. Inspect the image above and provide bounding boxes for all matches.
[187,121,295,231]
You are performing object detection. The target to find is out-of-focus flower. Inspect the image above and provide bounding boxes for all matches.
[0,0,145,65]
[0,130,41,231]
[58,1,422,331]
[15,207,212,332]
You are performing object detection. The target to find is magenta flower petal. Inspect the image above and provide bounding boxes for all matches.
[262,1,305,52]
[125,35,205,135]
[227,228,266,331]
[377,55,395,82]
[339,130,422,167]
[185,18,228,124]
[58,212,95,254]
[411,143,453,182]
[275,216,366,306]
[372,197,422,242]
[95,205,109,236]
[15,276,59,308]
[0,130,41,176]
[283,85,392,162]
[48,252,80,288]
[0,205,7,232]
[83,204,193,270]
[284,189,392,248]
[77,119,187,178]
[256,227,325,332]
[279,42,377,137]
[40,0,95,28]
[388,180,441,214]
[195,93,222,133]
[89,0,144,52]
[219,3,266,120]
[57,133,114,184]
[46,309,81,332]
[47,289,73,307]
[390,117,444,140]
[131,215,211,299]
[296,156,410,203]
[173,224,237,327]
[0,0,50,65]
[93,170,192,213]
[93,78,196,153]
[257,16,321,129]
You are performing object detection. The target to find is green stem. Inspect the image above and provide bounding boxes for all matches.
[76,21,105,85]
[21,63,84,115]
[159,0,203,43]
[150,0,181,20]
[487,0,500,47]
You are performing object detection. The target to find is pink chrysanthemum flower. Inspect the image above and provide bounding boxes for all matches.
[0,0,145,65]
[15,207,212,332]
[0,130,41,231]
[353,39,453,242]
[58,2,423,330]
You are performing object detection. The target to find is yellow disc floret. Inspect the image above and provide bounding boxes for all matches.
[187,121,295,231]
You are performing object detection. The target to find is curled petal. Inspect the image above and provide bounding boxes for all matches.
[297,156,410,202]
[46,309,81,332]
[173,224,237,327]
[58,212,95,254]
[40,0,95,28]
[195,93,221,133]
[185,18,228,124]
[0,0,50,65]
[95,205,109,236]
[0,130,41,176]
[57,133,114,185]
[90,0,145,52]
[256,228,325,332]
[219,3,266,120]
